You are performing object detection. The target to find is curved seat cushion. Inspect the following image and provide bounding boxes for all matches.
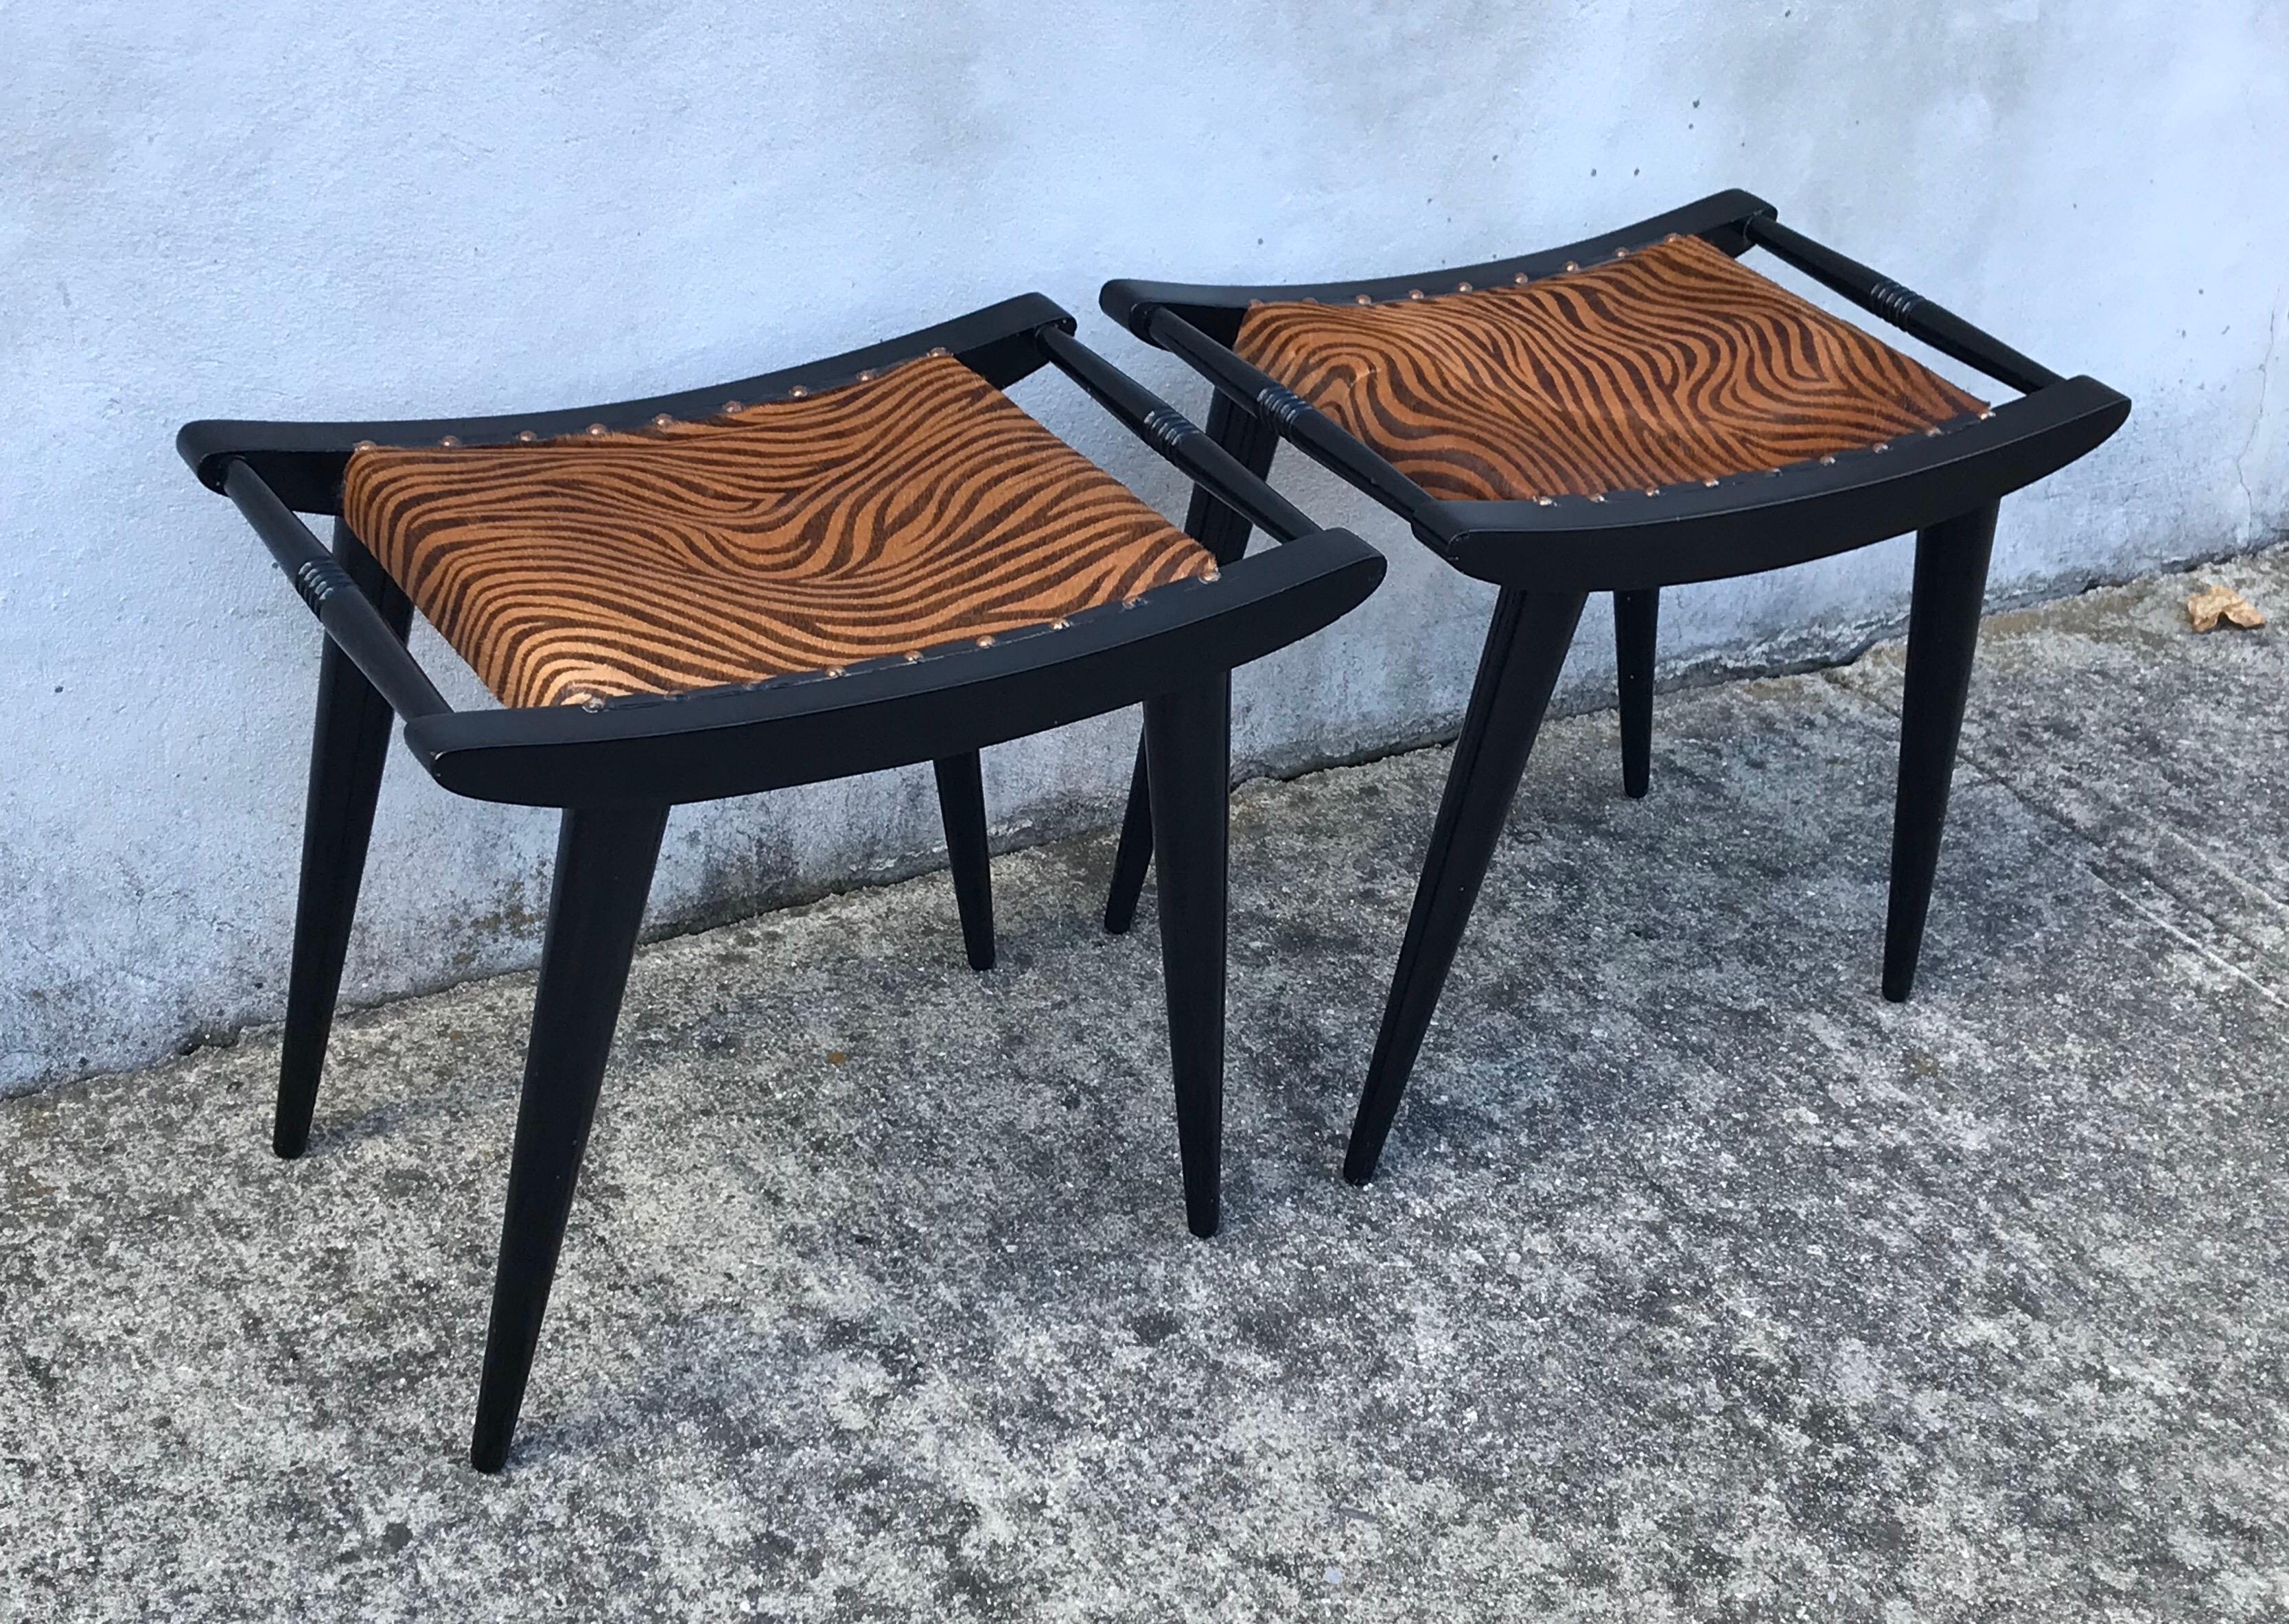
[1234,233,1988,504]
[343,354,1213,708]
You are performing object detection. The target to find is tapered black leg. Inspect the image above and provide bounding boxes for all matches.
[1143,675,1232,1238]
[1345,588,1588,1186]
[1883,502,1999,1004]
[1103,743,1155,935]
[933,752,995,971]
[469,802,668,1474]
[1104,394,1277,934]
[275,524,414,1159]
[1614,587,1659,800]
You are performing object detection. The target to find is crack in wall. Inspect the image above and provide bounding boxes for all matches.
[2236,297,2286,540]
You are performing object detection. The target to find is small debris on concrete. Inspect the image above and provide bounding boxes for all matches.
[2186,582,2264,631]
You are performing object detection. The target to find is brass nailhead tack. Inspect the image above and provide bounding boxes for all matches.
[928,347,951,357]
[825,666,846,678]
[1874,441,1891,454]
[1514,272,1530,285]
[1564,261,1579,272]
[1703,477,1720,487]
[516,430,538,443]
[1408,289,1425,300]
[1355,293,1373,304]
[581,699,604,713]
[1456,281,1473,292]
[653,414,674,429]
[1979,409,1995,420]
[904,651,923,663]
[1200,566,1220,581]
[353,439,376,450]
[586,424,607,437]
[975,634,996,648]
[723,401,744,413]
[1645,487,1660,497]
[439,435,461,448]
[1049,618,1070,630]
[1588,494,1606,503]
[789,386,808,398]
[1535,496,1554,506]
[1819,454,1837,465]
[1613,248,1629,259]
[1927,426,1943,436]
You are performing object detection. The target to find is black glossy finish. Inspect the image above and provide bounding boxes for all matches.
[186,294,1386,1468]
[186,312,1382,815]
[185,294,1078,513]
[1144,677,1232,1238]
[1743,216,2062,396]
[408,531,1378,810]
[1104,194,2128,596]
[1037,327,1312,546]
[1102,190,1774,343]
[224,462,448,722]
[1344,590,1588,1186]
[1100,190,2129,1179]
[1104,391,1277,937]
[1146,308,1429,528]
[470,802,668,1474]
[1883,502,2000,1004]
[1417,382,2122,592]
[933,752,996,972]
[1187,394,1284,565]
[1614,589,1658,800]
[275,524,414,1158]
[1149,298,2123,594]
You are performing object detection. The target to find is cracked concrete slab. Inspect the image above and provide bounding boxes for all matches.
[3,548,2286,1621]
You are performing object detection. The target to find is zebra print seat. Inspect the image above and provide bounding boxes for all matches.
[343,353,1213,709]
[1232,233,1987,504]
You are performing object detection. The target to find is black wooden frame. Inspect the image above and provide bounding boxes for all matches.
[179,294,1383,1471]
[1096,189,2128,1183]
[183,297,1376,808]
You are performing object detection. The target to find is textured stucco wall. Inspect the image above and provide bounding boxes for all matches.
[3,2,2284,1092]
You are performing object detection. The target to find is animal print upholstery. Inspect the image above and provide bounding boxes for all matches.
[344,354,1213,708]
[1233,233,1986,504]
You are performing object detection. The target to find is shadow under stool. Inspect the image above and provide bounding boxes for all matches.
[1094,189,2129,1184]
[178,294,1382,1470]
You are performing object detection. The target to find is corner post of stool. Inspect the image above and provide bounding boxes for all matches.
[1104,389,1276,936]
[1345,587,1588,1186]
[1143,673,1233,1238]
[470,800,668,1473]
[275,520,415,1159]
[1613,588,1660,799]
[933,752,996,971]
[1883,500,2001,1003]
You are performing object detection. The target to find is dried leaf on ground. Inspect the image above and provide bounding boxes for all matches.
[2187,583,2265,632]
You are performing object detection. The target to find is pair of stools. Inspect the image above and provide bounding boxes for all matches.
[181,189,2126,1470]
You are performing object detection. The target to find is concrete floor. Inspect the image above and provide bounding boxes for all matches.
[3,548,2286,1621]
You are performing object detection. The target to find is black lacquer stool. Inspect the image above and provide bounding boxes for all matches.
[1097,189,2128,1183]
[179,295,1382,1469]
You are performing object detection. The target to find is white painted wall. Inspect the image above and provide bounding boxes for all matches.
[4,2,2283,1091]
